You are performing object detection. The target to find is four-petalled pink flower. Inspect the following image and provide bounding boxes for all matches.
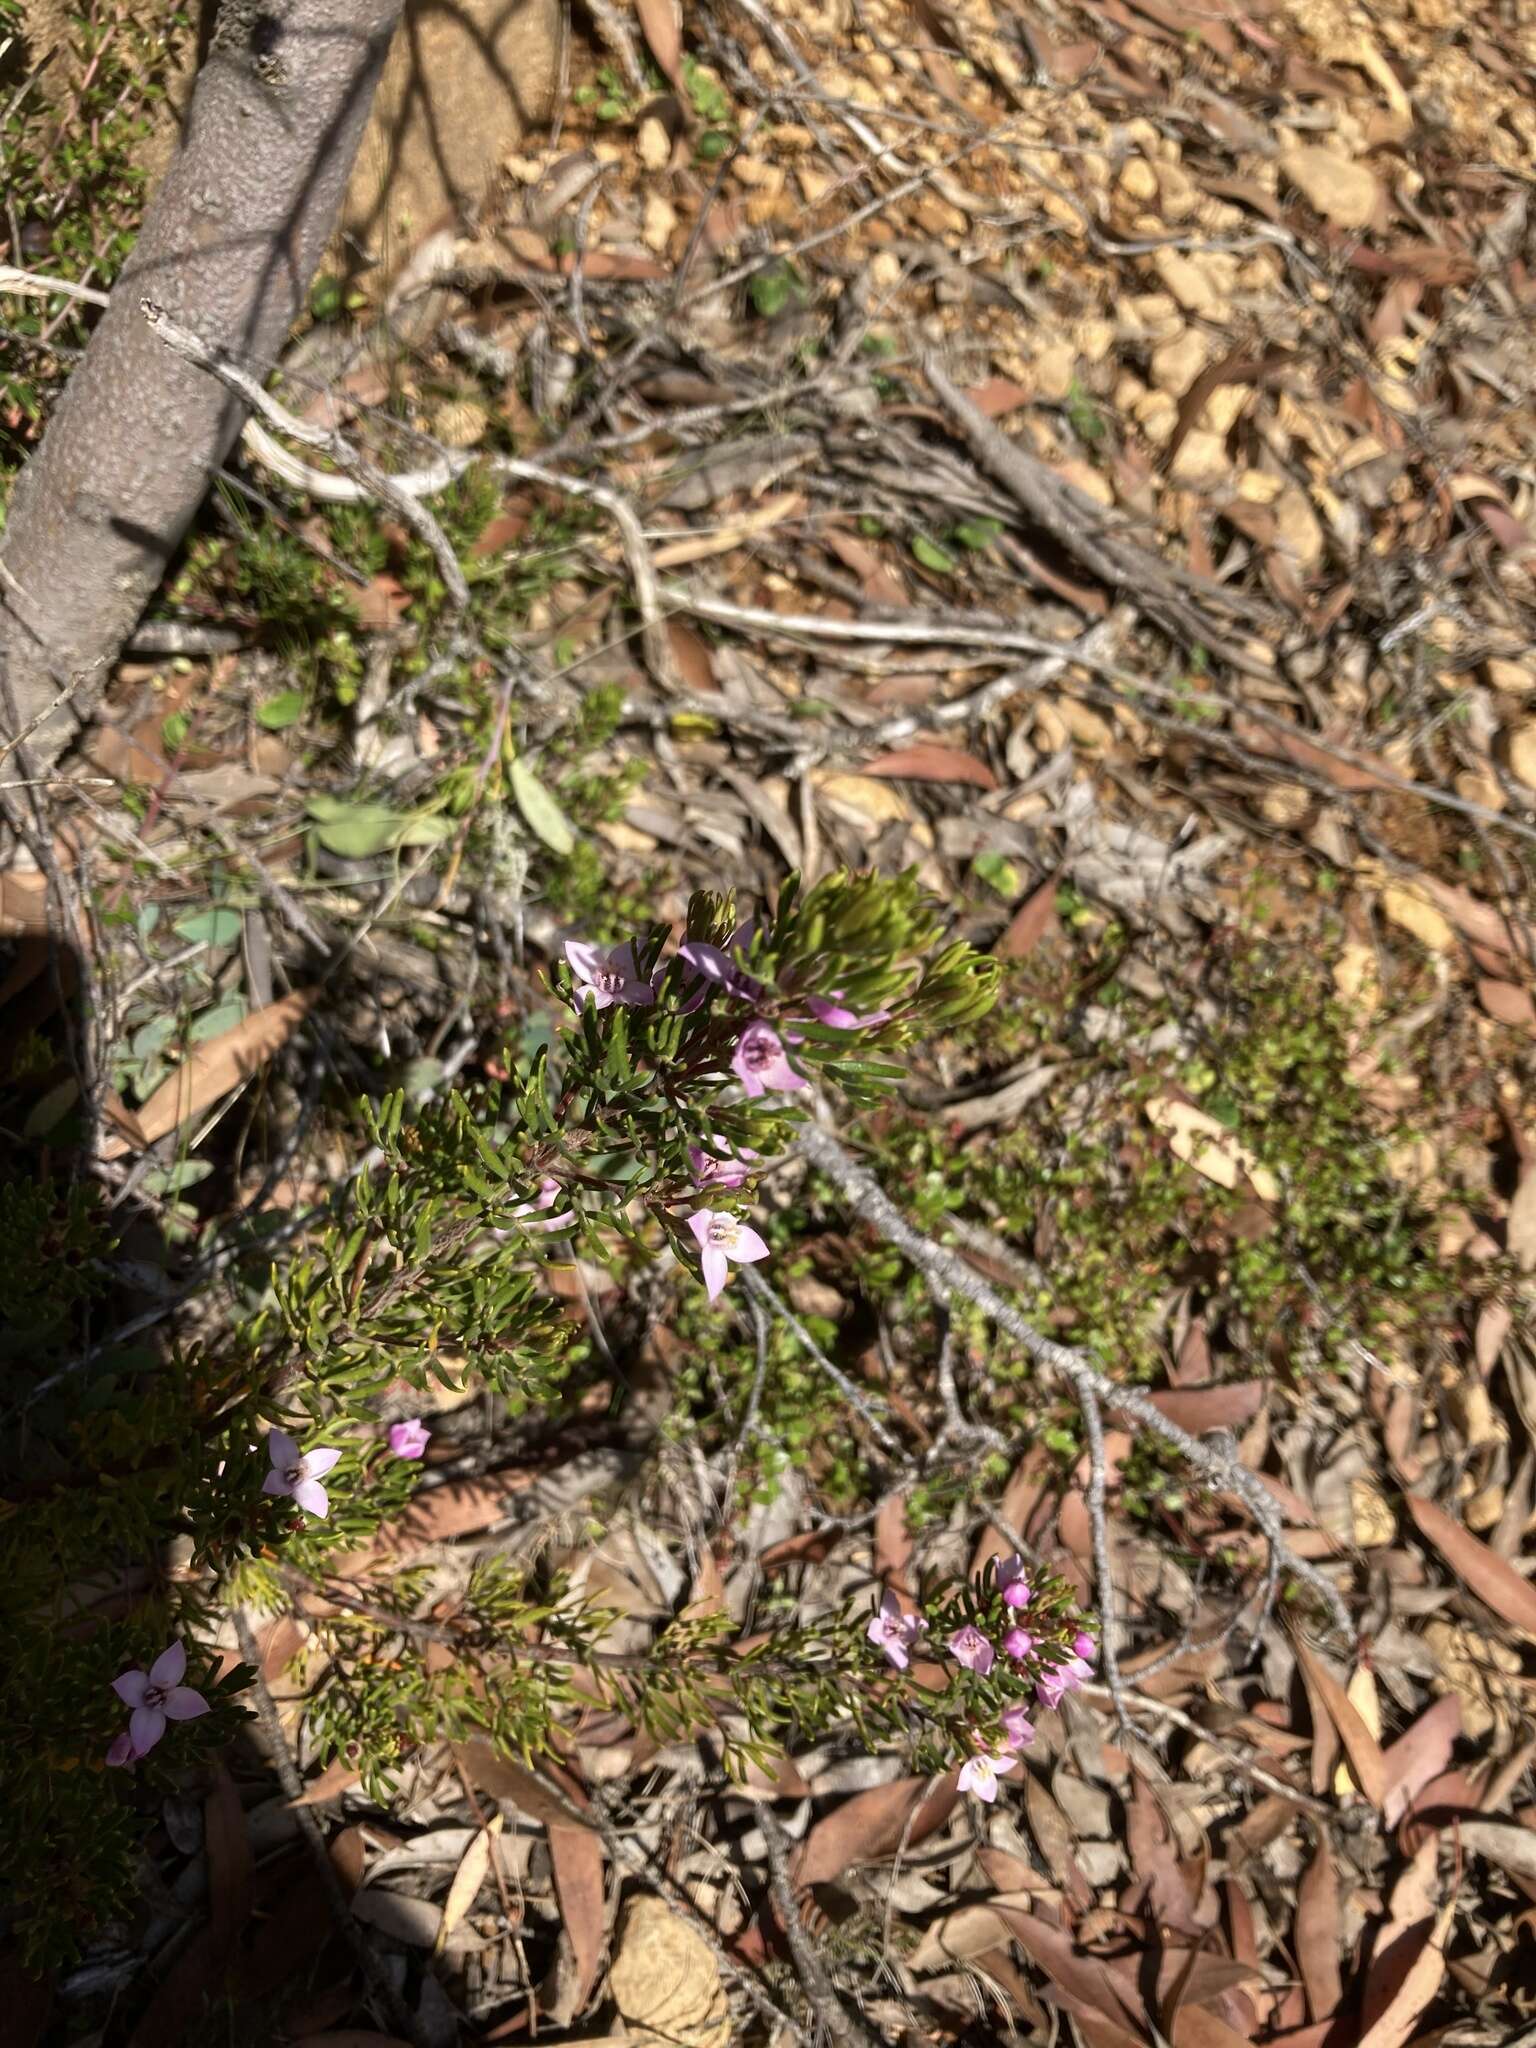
[997,1553,1032,1609]
[1036,1654,1093,1711]
[957,1748,1017,1803]
[111,1641,208,1757]
[688,1141,757,1192]
[1002,1625,1034,1660]
[388,1418,431,1459]
[565,938,654,1010]
[687,1208,770,1302]
[804,992,890,1030]
[262,1429,342,1519]
[1000,1703,1036,1751]
[732,1021,805,1098]
[866,1590,924,1671]
[947,1624,995,1676]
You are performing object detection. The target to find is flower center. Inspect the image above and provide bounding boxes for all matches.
[741,1035,772,1069]
[285,1464,302,1485]
[143,1684,165,1708]
[591,964,623,994]
[707,1218,739,1250]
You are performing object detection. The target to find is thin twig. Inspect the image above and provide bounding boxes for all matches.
[795,1120,1353,1642]
[140,300,471,614]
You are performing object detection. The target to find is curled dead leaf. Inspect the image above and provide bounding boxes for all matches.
[1146,1097,1280,1202]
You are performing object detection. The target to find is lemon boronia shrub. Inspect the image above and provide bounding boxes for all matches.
[1,871,1098,1966]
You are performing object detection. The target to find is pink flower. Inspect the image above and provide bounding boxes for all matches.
[732,1022,805,1097]
[957,1749,1017,1803]
[1072,1631,1096,1662]
[1002,1626,1035,1661]
[997,1552,1032,1609]
[565,939,654,1010]
[687,1208,770,1302]
[679,924,761,1008]
[111,1642,208,1757]
[262,1429,342,1519]
[388,1418,431,1459]
[804,992,890,1030]
[866,1590,924,1671]
[1036,1655,1092,1711]
[1000,1703,1036,1751]
[688,1141,757,1192]
[948,1624,995,1676]
[105,1731,142,1769]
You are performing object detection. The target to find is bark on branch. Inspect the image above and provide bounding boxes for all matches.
[0,0,404,771]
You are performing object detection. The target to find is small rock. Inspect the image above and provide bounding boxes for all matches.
[1118,156,1158,202]
[1487,656,1536,696]
[1058,697,1114,748]
[1153,248,1228,318]
[868,250,903,291]
[1156,160,1199,221]
[1149,325,1208,395]
[1506,720,1536,790]
[642,192,678,255]
[1455,767,1505,813]
[1381,883,1455,953]
[1259,782,1311,827]
[1168,429,1227,486]
[1272,485,1324,571]
[636,117,671,173]
[1280,145,1381,230]
[432,398,489,449]
[1033,339,1076,402]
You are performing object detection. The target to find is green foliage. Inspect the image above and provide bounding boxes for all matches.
[0,870,1001,1966]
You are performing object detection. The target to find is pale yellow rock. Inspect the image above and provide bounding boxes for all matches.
[1332,941,1380,1013]
[609,1896,731,2048]
[1153,248,1228,318]
[1455,767,1506,813]
[432,398,489,449]
[1281,145,1382,229]
[1204,386,1251,436]
[1236,470,1285,504]
[798,166,834,206]
[1150,326,1209,395]
[1508,721,1536,790]
[1169,430,1227,487]
[1424,1619,1522,1742]
[1075,316,1114,364]
[636,116,671,172]
[1122,291,1183,340]
[1260,783,1311,828]
[814,771,911,825]
[1272,485,1325,571]
[1118,156,1158,202]
[1055,459,1114,508]
[1487,657,1536,696]
[732,155,784,194]
[868,250,903,290]
[1350,1477,1396,1547]
[1381,883,1456,952]
[642,193,678,255]
[1034,701,1071,753]
[1134,391,1179,446]
[1033,340,1077,402]
[1156,160,1199,221]
[1114,372,1148,410]
[1059,697,1114,748]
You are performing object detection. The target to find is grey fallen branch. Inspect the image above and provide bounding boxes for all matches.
[796,1120,1353,1646]
[141,299,471,615]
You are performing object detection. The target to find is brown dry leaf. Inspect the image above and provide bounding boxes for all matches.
[1292,1637,1386,1807]
[1333,1665,1382,1800]
[997,873,1060,959]
[634,0,684,87]
[1296,1840,1343,2021]
[1145,1383,1266,1433]
[793,1775,958,1889]
[1405,1492,1536,1636]
[289,1757,364,1807]
[608,1895,729,2048]
[1476,1301,1514,1377]
[452,1738,594,1831]
[1357,1899,1453,2048]
[909,1901,1013,1971]
[1508,1154,1536,1271]
[435,1815,501,1955]
[1145,1098,1280,1202]
[986,1905,1148,2040]
[1478,979,1536,1032]
[549,1821,607,2016]
[100,991,314,1160]
[862,742,998,789]
[1380,1695,1462,1829]
[1169,2010,1255,2048]
[1024,1771,1093,1912]
[336,1466,540,1569]
[205,1763,254,1958]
